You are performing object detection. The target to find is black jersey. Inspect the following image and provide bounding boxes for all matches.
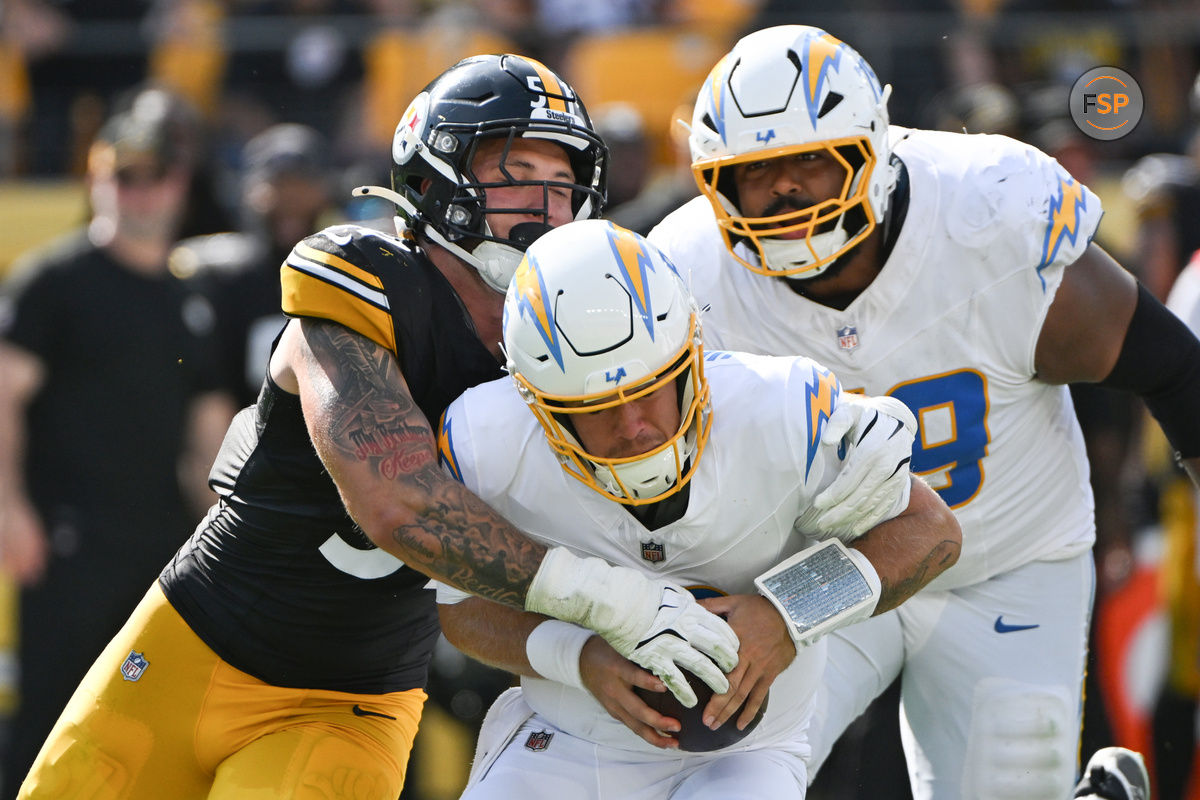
[159,224,504,693]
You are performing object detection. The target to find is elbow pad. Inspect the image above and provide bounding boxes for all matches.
[1100,283,1200,458]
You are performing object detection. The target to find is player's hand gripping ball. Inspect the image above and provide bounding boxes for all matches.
[634,668,768,751]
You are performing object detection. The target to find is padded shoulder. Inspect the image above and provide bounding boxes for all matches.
[281,224,412,353]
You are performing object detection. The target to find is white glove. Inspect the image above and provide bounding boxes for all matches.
[812,393,917,542]
[526,547,739,707]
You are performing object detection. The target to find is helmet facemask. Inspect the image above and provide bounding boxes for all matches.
[427,128,605,291]
[688,26,897,280]
[513,314,711,505]
[695,135,880,278]
[503,220,713,505]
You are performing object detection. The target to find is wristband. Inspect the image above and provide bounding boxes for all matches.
[525,620,594,689]
[754,539,881,648]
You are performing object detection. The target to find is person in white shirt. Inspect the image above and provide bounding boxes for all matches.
[434,219,962,799]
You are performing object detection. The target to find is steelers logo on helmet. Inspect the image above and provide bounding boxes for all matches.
[503,220,712,505]
[391,92,430,167]
[689,25,898,279]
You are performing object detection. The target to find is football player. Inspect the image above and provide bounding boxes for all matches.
[16,56,740,799]
[647,24,1200,800]
[433,219,962,799]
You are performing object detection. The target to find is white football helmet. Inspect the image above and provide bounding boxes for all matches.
[689,25,898,279]
[503,219,711,505]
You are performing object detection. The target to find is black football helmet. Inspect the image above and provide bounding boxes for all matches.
[357,54,608,292]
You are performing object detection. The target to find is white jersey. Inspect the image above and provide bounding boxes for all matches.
[651,127,1103,591]
[438,351,855,755]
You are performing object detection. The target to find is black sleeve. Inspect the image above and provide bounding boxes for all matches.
[1100,282,1200,458]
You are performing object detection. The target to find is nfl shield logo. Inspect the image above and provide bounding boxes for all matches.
[121,650,149,682]
[641,541,665,563]
[524,730,553,751]
[837,325,859,351]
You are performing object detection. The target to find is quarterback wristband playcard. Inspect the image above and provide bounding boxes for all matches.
[754,539,878,645]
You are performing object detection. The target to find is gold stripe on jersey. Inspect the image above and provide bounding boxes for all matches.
[282,253,396,354]
[295,241,386,291]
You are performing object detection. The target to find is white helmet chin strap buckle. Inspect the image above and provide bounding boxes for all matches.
[760,226,850,277]
[470,240,525,293]
[593,448,680,502]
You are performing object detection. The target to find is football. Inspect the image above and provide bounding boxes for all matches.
[634,668,768,752]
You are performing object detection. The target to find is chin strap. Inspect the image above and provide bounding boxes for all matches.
[353,184,519,293]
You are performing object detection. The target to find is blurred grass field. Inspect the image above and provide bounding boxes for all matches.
[0,179,86,280]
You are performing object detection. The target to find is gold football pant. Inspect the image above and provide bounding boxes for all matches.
[19,581,426,799]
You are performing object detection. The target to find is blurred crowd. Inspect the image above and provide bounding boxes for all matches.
[2,1,1200,799]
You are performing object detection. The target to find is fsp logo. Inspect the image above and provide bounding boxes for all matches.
[1069,67,1143,141]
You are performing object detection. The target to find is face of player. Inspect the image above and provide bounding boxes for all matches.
[731,150,849,235]
[473,137,577,239]
[92,158,191,243]
[570,382,681,461]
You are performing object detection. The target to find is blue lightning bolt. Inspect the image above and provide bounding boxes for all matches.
[805,366,840,480]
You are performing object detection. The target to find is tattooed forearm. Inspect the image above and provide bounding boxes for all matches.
[403,469,547,602]
[392,473,547,607]
[301,319,547,607]
[876,540,959,612]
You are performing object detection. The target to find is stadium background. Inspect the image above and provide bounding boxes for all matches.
[1,1,1199,798]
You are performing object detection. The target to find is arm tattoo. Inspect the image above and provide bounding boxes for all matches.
[304,321,544,607]
[877,540,959,610]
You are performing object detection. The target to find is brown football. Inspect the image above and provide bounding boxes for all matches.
[634,668,768,752]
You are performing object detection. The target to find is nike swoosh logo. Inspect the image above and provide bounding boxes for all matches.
[327,230,354,247]
[994,616,1040,634]
[352,704,397,720]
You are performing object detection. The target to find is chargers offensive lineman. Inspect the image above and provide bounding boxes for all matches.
[433,219,962,799]
[648,25,1200,800]
[17,56,744,799]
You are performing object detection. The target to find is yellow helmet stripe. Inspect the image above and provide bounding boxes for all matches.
[512,253,564,370]
[703,54,732,142]
[518,55,569,113]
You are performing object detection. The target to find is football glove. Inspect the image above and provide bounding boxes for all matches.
[526,546,739,707]
[812,393,916,542]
